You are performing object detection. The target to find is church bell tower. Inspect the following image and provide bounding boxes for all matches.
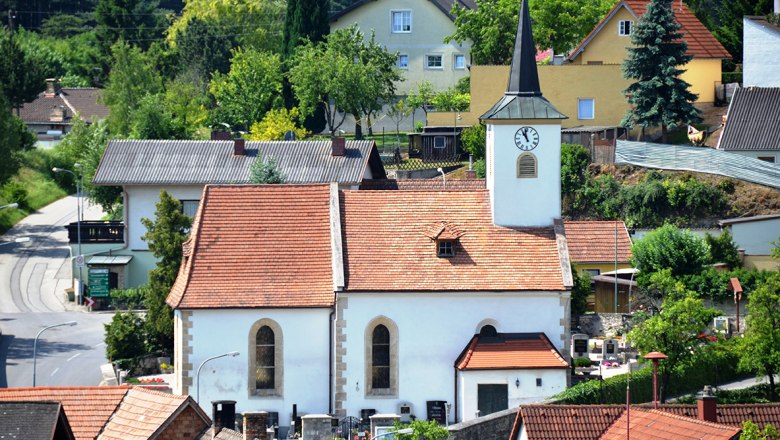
[480,0,567,227]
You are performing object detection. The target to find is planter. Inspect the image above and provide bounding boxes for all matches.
[66,288,75,302]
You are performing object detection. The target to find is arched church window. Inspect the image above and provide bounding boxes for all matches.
[248,319,283,396]
[256,326,275,389]
[517,153,537,178]
[365,317,398,396]
[372,325,390,389]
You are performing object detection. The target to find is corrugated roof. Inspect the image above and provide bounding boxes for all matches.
[455,333,568,370]
[564,221,632,264]
[93,139,385,186]
[601,408,741,439]
[718,87,780,151]
[719,213,780,225]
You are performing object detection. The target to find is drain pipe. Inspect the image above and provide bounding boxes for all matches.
[453,366,458,424]
[329,306,335,415]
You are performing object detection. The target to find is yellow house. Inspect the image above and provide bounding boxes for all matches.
[428,0,730,130]
[330,0,474,95]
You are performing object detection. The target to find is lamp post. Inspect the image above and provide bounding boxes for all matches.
[0,203,19,210]
[371,428,413,440]
[52,167,82,305]
[196,351,239,404]
[33,321,77,386]
[644,351,668,408]
[0,237,30,247]
[74,163,85,222]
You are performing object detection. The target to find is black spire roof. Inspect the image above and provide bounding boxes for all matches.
[481,0,566,120]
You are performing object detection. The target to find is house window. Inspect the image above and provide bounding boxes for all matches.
[536,378,543,387]
[437,240,454,257]
[391,10,412,33]
[584,269,600,277]
[618,20,632,36]
[757,156,776,163]
[397,54,409,70]
[365,317,398,396]
[181,200,199,218]
[454,54,466,70]
[516,153,537,178]
[578,98,595,120]
[248,319,283,396]
[426,54,443,69]
[433,136,446,148]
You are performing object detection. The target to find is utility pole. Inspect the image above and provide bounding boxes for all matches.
[7,9,16,34]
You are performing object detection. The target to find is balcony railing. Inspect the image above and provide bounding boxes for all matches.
[66,221,124,244]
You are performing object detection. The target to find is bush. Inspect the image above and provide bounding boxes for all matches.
[247,107,309,141]
[104,311,145,365]
[460,122,485,160]
[2,181,28,210]
[574,357,592,368]
[632,224,710,280]
[705,228,741,268]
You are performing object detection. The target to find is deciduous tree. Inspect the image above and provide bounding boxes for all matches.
[0,97,35,186]
[104,311,145,365]
[738,274,780,401]
[247,107,309,141]
[632,224,711,281]
[0,28,45,112]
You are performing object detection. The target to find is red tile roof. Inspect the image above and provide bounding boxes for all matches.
[340,190,566,291]
[519,405,625,439]
[167,184,336,309]
[456,333,568,370]
[568,0,730,61]
[358,178,486,191]
[601,408,741,439]
[0,386,129,440]
[651,403,780,430]
[99,387,209,440]
[564,221,632,264]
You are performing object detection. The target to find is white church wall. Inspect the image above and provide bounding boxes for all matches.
[458,368,567,421]
[183,307,332,427]
[339,291,567,424]
[486,123,562,227]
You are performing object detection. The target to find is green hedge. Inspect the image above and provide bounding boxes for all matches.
[554,344,747,404]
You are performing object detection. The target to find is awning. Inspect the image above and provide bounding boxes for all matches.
[88,255,133,265]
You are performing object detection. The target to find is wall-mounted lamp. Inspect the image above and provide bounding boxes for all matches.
[356,381,360,392]
[515,378,520,388]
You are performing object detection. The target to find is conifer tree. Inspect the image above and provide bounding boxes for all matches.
[621,0,701,143]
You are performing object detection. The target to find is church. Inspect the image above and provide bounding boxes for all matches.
[167,0,573,433]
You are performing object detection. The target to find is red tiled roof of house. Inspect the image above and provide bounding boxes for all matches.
[359,178,486,191]
[568,0,730,61]
[519,405,625,439]
[601,408,741,439]
[651,403,780,430]
[167,184,336,309]
[456,333,568,370]
[563,221,632,264]
[99,387,209,440]
[0,386,129,440]
[340,190,566,291]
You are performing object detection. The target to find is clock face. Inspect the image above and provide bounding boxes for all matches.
[514,126,540,151]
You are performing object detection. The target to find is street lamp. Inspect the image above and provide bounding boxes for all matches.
[0,203,19,210]
[0,237,31,247]
[33,321,77,386]
[196,351,239,403]
[371,428,413,440]
[74,163,85,222]
[52,167,82,305]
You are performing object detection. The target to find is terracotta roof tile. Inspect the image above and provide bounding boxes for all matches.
[340,190,565,291]
[168,184,336,309]
[0,386,129,440]
[601,408,741,439]
[99,387,209,440]
[359,178,486,191]
[652,403,780,430]
[564,221,631,264]
[456,333,568,370]
[519,405,625,439]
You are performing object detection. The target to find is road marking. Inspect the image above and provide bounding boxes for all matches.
[50,368,59,377]
[67,353,81,362]
[94,342,106,348]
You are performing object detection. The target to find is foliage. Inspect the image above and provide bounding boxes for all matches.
[384,99,413,147]
[209,48,283,131]
[621,0,701,142]
[431,87,470,112]
[0,101,36,186]
[738,274,780,401]
[560,143,590,213]
[406,81,436,125]
[247,107,309,141]
[104,311,146,363]
[15,29,68,81]
[0,166,66,234]
[631,224,710,280]
[109,286,147,310]
[395,420,449,440]
[571,268,591,317]
[773,237,780,260]
[174,17,238,80]
[473,158,486,178]
[460,122,486,160]
[130,93,182,140]
[626,291,720,401]
[705,229,741,268]
[0,28,45,111]
[573,357,592,368]
[741,421,779,440]
[706,0,772,67]
[675,384,777,404]
[249,156,286,184]
[163,74,210,139]
[140,191,192,352]
[682,267,776,303]
[283,0,330,57]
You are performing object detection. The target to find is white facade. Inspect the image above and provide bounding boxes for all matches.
[743,17,780,87]
[726,217,780,255]
[486,123,563,227]
[125,185,204,251]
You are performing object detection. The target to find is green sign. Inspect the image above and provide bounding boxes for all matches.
[88,267,110,298]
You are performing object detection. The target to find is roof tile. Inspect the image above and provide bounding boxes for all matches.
[601,408,741,439]
[456,333,568,370]
[563,221,632,264]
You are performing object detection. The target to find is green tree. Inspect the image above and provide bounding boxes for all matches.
[741,420,779,440]
[0,28,45,112]
[283,0,330,58]
[460,122,486,160]
[247,108,309,141]
[174,17,238,80]
[621,0,701,142]
[163,74,210,139]
[560,143,590,214]
[571,267,591,317]
[385,99,413,148]
[431,87,470,112]
[130,94,182,140]
[632,224,711,281]
[0,98,35,186]
[705,228,741,268]
[406,81,435,126]
[396,420,449,440]
[627,291,720,401]
[104,311,146,364]
[140,191,192,352]
[738,274,780,401]
[102,40,163,136]
[249,156,286,184]
[210,48,283,132]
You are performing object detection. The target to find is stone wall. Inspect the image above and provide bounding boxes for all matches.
[447,407,517,440]
[577,313,629,337]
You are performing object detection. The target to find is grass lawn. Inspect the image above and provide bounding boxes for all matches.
[0,166,67,235]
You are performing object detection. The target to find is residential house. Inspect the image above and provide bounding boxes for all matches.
[718,213,780,271]
[169,1,573,434]
[330,0,475,94]
[19,79,109,147]
[428,0,730,136]
[0,402,75,440]
[85,138,386,291]
[716,87,780,163]
[0,386,210,440]
[743,14,780,87]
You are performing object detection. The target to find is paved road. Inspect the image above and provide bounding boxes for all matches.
[0,196,112,387]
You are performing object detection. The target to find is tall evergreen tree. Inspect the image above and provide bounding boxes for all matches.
[621,0,701,143]
[0,27,45,113]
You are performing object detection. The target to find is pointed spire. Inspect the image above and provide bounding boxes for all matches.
[506,0,542,97]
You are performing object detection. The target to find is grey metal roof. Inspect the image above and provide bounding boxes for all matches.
[93,139,386,186]
[88,255,133,265]
[0,401,72,440]
[718,87,780,151]
[718,213,780,226]
[561,126,620,133]
[480,94,567,120]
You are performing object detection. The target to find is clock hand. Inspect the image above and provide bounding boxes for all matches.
[522,129,529,142]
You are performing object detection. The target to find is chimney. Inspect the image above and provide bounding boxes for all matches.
[234,138,246,156]
[44,78,61,97]
[211,130,231,140]
[242,411,268,440]
[697,385,717,423]
[331,137,346,156]
[465,170,477,179]
[212,400,236,438]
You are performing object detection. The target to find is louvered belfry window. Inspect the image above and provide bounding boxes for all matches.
[517,153,537,178]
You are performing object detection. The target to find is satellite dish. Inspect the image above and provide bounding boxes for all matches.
[283,130,296,141]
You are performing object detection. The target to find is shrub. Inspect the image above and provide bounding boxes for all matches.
[632,224,711,280]
[574,357,592,368]
[460,122,485,160]
[247,107,309,141]
[705,228,741,268]
[104,311,145,365]
[2,181,28,210]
